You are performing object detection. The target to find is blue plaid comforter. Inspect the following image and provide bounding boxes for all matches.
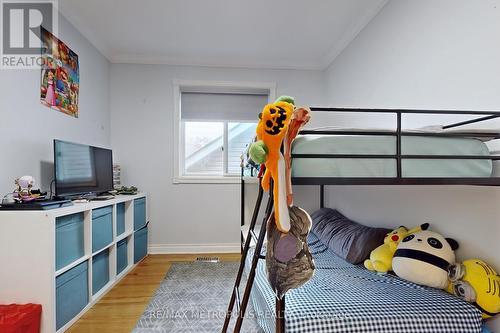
[246,232,482,333]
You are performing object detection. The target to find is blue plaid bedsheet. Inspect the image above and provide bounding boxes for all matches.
[246,232,482,333]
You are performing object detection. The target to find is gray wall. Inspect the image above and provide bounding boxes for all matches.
[324,0,500,329]
[0,14,110,194]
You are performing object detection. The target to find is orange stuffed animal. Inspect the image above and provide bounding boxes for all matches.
[254,100,293,232]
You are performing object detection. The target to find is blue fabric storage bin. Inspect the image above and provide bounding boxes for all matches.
[117,238,128,274]
[134,225,148,263]
[92,249,110,295]
[92,206,113,252]
[116,202,125,236]
[134,198,146,230]
[56,213,85,271]
[56,261,89,330]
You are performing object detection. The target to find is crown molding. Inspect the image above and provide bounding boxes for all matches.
[110,53,324,71]
[60,1,388,70]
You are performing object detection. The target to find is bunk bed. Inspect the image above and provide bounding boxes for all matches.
[238,108,500,333]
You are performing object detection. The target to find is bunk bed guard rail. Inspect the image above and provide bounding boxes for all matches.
[284,108,500,186]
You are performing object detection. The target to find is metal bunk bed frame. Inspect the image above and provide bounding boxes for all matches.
[224,108,500,333]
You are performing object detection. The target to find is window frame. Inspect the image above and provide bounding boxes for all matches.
[181,120,257,178]
[173,80,276,184]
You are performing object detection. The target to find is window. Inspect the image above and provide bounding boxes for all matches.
[180,91,268,178]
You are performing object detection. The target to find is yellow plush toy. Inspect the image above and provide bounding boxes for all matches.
[252,99,294,232]
[364,223,429,273]
[447,259,500,319]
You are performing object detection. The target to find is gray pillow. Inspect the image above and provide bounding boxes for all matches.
[311,208,391,264]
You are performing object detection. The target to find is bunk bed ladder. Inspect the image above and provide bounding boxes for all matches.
[222,177,285,333]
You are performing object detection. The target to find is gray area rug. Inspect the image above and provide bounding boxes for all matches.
[133,262,264,333]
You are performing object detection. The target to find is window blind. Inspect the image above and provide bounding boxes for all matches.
[181,92,268,121]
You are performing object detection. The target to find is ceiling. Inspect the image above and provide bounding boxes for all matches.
[59,0,387,70]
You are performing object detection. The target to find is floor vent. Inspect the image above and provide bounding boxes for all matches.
[196,256,220,263]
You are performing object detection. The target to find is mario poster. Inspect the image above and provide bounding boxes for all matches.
[40,27,80,118]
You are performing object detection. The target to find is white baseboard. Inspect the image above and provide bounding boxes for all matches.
[149,243,241,254]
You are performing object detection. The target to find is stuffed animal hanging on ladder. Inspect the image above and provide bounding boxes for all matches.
[250,97,294,232]
[250,96,315,298]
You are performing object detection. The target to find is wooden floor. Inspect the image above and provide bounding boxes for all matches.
[67,253,240,333]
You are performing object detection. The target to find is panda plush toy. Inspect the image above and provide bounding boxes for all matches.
[392,230,459,289]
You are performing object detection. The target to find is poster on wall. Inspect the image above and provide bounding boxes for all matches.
[40,27,80,118]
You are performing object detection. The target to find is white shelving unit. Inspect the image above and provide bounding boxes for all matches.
[0,193,147,333]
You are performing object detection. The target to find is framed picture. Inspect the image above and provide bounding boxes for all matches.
[40,27,79,118]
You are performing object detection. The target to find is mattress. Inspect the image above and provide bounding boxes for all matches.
[291,135,493,178]
[247,232,482,333]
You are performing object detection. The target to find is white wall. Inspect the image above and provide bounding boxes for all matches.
[110,64,325,253]
[0,14,110,194]
[324,0,500,329]
[325,0,500,129]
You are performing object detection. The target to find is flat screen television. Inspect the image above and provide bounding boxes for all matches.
[54,140,113,198]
